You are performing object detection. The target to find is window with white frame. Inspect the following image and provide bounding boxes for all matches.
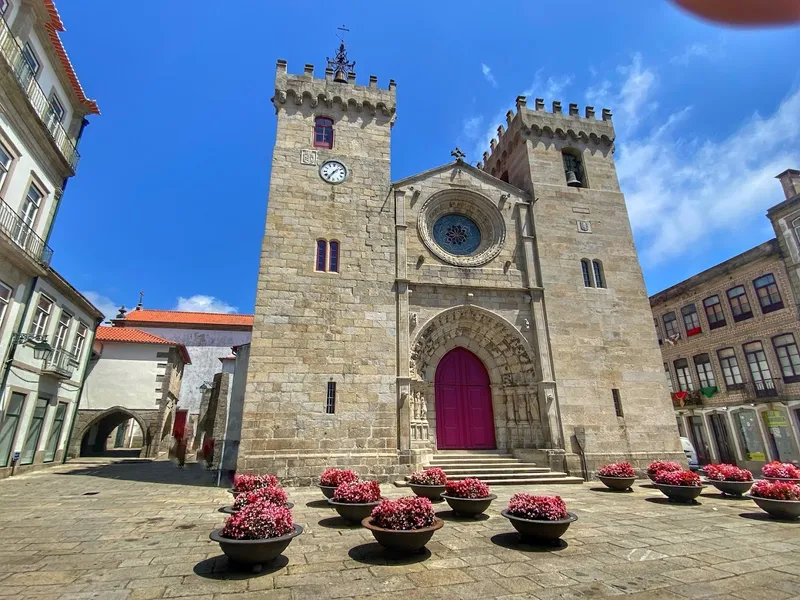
[48,93,65,124]
[30,294,52,339]
[0,280,10,325]
[743,340,774,393]
[673,358,694,391]
[72,322,87,358]
[21,42,40,77]
[693,353,716,388]
[53,310,71,349]
[772,333,800,383]
[0,142,12,189]
[717,347,744,390]
[16,183,42,245]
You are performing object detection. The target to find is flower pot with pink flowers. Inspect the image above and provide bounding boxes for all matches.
[653,469,706,503]
[228,473,279,498]
[408,467,447,500]
[318,468,358,499]
[745,480,800,520]
[761,461,800,483]
[210,501,303,565]
[500,493,577,543]
[223,485,294,514]
[702,464,753,497]
[362,496,444,553]
[597,462,636,491]
[440,478,496,517]
[327,480,383,524]
[646,461,682,482]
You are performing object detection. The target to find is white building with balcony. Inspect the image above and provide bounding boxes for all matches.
[0,0,100,477]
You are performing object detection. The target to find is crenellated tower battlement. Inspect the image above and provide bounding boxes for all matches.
[478,96,614,179]
[271,59,396,118]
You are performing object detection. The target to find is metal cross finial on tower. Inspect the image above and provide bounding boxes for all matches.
[327,25,355,83]
[451,147,466,163]
[136,291,144,310]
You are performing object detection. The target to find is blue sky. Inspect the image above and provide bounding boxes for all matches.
[51,2,800,319]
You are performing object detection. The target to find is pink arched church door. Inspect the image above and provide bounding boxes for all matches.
[434,347,496,449]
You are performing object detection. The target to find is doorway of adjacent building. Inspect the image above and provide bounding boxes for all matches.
[689,416,711,464]
[435,347,495,450]
[708,413,736,464]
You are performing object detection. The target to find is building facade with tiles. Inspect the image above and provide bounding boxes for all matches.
[652,169,800,473]
[0,1,102,477]
[238,53,684,484]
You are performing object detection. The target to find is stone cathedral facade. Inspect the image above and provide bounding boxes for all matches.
[238,56,684,484]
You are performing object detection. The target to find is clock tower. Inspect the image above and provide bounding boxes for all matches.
[238,52,401,482]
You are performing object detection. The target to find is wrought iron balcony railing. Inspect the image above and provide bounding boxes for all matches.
[0,198,53,265]
[42,347,79,379]
[0,16,80,170]
[746,378,780,400]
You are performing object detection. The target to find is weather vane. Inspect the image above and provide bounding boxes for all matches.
[327,25,355,83]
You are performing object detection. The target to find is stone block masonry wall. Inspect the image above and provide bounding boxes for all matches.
[239,62,404,484]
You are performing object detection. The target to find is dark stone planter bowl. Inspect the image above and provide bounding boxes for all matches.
[653,483,706,503]
[598,476,636,491]
[745,495,800,520]
[706,480,752,497]
[500,510,577,542]
[327,499,381,523]
[408,483,446,500]
[764,477,800,484]
[361,516,443,553]
[318,485,338,499]
[646,472,658,481]
[441,494,496,517]
[221,502,294,515]
[209,524,303,565]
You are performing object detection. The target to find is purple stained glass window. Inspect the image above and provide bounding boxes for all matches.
[316,240,327,271]
[432,214,481,256]
[329,241,339,272]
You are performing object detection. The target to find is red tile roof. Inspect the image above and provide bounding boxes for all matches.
[43,1,100,115]
[118,309,254,328]
[96,326,191,364]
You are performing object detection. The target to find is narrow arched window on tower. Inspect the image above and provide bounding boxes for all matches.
[328,240,339,273]
[314,116,334,149]
[592,260,605,288]
[316,239,327,271]
[562,149,586,188]
[581,259,592,287]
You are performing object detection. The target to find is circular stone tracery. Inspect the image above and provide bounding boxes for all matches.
[417,189,506,267]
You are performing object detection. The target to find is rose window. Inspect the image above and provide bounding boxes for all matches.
[432,214,481,256]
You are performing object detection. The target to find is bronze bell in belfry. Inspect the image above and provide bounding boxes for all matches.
[565,170,582,187]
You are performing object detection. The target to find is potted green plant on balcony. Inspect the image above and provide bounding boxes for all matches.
[361,496,444,553]
[703,464,753,496]
[646,460,682,481]
[318,468,358,499]
[440,478,496,517]
[653,469,706,503]
[327,480,383,524]
[228,473,279,499]
[597,462,637,491]
[210,500,303,565]
[745,480,800,520]
[408,467,447,500]
[762,461,800,483]
[500,493,577,543]
[223,484,294,514]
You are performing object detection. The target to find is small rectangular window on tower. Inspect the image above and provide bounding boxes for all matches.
[612,389,623,418]
[325,381,336,414]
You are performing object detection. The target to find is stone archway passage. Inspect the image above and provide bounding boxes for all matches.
[435,347,495,449]
[72,407,159,459]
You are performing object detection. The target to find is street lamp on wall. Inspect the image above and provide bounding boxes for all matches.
[10,333,53,362]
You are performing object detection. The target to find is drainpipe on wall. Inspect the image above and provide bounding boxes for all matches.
[0,276,39,408]
[61,317,102,463]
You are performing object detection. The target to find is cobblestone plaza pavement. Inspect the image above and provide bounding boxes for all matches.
[1,460,799,600]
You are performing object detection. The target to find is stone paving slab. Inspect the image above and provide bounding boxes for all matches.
[0,459,798,599]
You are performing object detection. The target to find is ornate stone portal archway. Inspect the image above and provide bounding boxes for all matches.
[407,305,550,451]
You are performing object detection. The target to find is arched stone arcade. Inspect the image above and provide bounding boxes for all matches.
[71,406,163,458]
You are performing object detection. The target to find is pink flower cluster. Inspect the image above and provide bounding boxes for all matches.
[762,461,800,479]
[369,496,436,530]
[409,467,447,486]
[647,461,682,475]
[704,464,753,482]
[319,468,359,487]
[655,469,702,486]
[598,462,635,478]
[332,480,382,503]
[750,479,800,501]
[506,493,568,521]
[233,485,288,510]
[444,478,491,499]
[220,501,294,540]
[232,473,279,493]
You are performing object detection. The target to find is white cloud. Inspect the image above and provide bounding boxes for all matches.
[463,116,483,139]
[586,54,657,134]
[82,291,120,322]
[670,43,710,66]
[174,295,238,314]
[481,63,497,88]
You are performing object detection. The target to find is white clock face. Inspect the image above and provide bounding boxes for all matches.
[319,160,347,184]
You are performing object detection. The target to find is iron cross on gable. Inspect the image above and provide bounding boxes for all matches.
[451,147,466,162]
